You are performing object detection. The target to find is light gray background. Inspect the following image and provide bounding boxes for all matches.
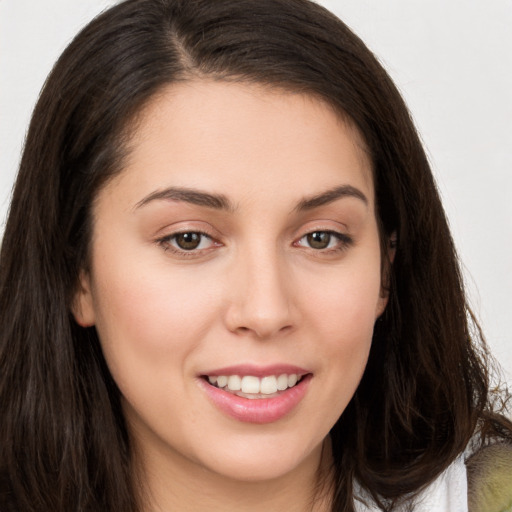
[1,0,511,384]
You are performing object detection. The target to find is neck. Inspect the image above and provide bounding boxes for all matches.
[134,437,334,512]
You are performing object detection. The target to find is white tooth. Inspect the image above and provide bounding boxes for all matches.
[208,376,217,385]
[277,374,288,391]
[227,375,241,391]
[288,374,298,387]
[241,375,260,394]
[217,375,228,388]
[260,375,278,395]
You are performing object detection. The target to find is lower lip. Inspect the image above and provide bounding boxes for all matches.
[200,375,311,424]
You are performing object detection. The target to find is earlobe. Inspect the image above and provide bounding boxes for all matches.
[376,292,389,319]
[71,270,96,327]
[376,231,397,318]
[386,231,397,268]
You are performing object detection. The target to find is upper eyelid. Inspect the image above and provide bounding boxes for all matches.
[293,224,351,239]
[157,226,350,241]
[154,220,353,246]
[155,222,219,239]
[157,231,219,258]
[295,230,352,243]
[161,229,212,238]
[159,230,217,246]
[293,217,350,232]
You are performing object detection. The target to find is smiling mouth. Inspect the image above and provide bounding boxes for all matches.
[203,373,305,399]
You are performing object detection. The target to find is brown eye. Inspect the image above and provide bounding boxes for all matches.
[306,232,332,249]
[295,230,352,253]
[174,232,203,250]
[158,230,217,255]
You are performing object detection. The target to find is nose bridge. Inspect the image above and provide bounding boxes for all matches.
[225,241,294,338]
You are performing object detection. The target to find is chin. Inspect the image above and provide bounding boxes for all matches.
[196,431,324,483]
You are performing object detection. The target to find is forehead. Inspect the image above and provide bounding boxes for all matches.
[107,80,374,208]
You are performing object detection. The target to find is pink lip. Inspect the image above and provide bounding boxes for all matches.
[199,369,312,424]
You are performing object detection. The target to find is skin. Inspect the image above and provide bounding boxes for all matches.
[74,81,392,512]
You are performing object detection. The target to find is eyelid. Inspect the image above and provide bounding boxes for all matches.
[155,223,223,258]
[291,219,349,239]
[293,225,354,253]
[153,220,220,241]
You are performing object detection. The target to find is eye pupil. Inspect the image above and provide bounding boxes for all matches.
[307,232,330,249]
[176,232,201,250]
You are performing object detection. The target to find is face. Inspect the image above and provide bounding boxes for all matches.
[74,81,389,485]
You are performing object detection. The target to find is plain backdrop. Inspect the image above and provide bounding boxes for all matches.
[1,0,511,384]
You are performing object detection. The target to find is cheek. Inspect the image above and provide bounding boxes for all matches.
[305,262,382,341]
[311,278,379,418]
[319,289,376,376]
[89,250,221,378]
[297,254,382,393]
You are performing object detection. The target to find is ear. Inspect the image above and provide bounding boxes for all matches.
[375,231,397,318]
[71,270,96,327]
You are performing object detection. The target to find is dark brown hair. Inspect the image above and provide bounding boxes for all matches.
[0,1,510,510]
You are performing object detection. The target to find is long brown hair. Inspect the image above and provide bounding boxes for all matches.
[0,1,510,510]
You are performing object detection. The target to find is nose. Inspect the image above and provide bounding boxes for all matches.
[224,248,295,339]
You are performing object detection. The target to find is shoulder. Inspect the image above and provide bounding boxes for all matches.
[466,443,512,512]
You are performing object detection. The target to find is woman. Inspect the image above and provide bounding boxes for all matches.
[0,0,510,511]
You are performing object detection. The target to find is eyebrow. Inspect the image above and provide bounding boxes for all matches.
[294,185,368,212]
[133,183,368,213]
[134,187,234,211]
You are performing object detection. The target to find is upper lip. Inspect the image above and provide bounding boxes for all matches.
[200,364,310,378]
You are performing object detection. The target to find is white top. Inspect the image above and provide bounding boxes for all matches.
[354,455,468,512]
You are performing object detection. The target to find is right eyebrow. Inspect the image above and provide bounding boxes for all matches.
[133,186,235,212]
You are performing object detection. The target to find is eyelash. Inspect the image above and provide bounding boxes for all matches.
[294,230,354,254]
[157,229,353,257]
[157,230,218,258]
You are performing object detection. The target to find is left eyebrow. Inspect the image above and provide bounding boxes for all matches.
[294,185,368,212]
